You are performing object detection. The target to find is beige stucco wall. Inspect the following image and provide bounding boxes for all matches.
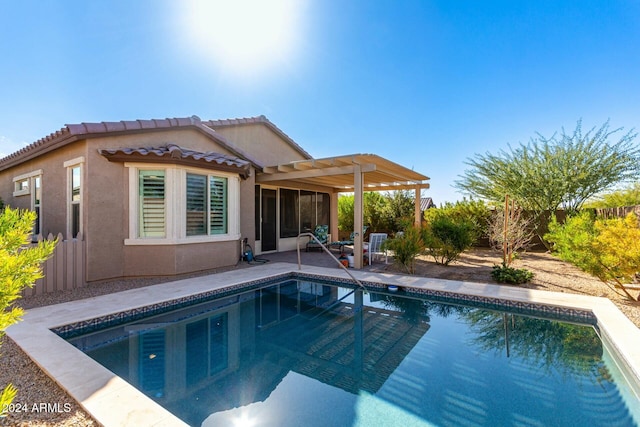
[0,123,318,283]
[84,129,255,281]
[0,140,87,238]
[122,240,240,277]
[213,124,308,166]
[0,127,259,283]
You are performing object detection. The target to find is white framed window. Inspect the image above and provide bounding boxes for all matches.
[139,170,167,238]
[125,163,240,245]
[64,157,84,239]
[32,175,42,235]
[12,169,41,197]
[12,170,43,235]
[186,173,228,236]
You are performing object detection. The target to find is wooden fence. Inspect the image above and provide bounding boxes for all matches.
[595,205,640,220]
[23,232,86,297]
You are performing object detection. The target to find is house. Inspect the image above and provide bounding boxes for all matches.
[420,196,435,220]
[0,115,429,282]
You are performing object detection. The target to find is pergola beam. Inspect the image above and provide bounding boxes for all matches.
[257,163,376,182]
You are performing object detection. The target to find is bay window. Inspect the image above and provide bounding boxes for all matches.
[126,164,238,244]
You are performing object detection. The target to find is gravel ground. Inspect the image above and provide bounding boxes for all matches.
[1,250,639,426]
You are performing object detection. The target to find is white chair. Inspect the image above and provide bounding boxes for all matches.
[367,233,388,265]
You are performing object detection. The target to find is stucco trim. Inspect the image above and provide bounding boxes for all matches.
[124,233,242,246]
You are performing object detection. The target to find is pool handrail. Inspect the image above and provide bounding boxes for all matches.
[296,232,367,292]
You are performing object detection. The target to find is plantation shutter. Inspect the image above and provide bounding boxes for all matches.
[139,170,166,238]
[187,173,207,236]
[209,176,228,234]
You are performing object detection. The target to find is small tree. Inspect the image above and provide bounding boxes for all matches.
[456,120,640,245]
[382,190,415,231]
[546,211,640,300]
[488,196,535,266]
[0,208,56,415]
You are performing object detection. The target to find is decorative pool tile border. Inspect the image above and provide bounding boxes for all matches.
[53,271,596,339]
[53,272,292,339]
[295,272,597,324]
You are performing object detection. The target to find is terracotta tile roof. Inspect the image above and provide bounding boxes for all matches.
[99,144,251,178]
[203,115,312,160]
[0,116,264,172]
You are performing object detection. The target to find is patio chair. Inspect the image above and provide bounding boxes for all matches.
[366,233,388,265]
[329,226,369,253]
[306,224,329,252]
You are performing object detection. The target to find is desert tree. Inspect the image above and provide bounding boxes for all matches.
[455,120,640,242]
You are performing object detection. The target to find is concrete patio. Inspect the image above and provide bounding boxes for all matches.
[248,249,390,271]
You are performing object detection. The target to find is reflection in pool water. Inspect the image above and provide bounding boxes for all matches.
[69,280,639,427]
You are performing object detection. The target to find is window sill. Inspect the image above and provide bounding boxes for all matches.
[125,233,241,246]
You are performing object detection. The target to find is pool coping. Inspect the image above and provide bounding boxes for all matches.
[7,262,640,426]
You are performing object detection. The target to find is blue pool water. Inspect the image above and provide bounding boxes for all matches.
[68,279,639,426]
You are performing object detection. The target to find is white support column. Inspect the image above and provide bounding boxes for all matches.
[415,186,422,227]
[330,192,339,244]
[354,165,363,269]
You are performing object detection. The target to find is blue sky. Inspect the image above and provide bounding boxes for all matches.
[1,0,639,203]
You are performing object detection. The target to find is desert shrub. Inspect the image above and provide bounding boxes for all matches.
[383,224,424,274]
[546,211,640,300]
[425,199,491,241]
[423,215,475,265]
[337,194,355,232]
[338,192,407,233]
[0,207,56,414]
[382,190,415,231]
[584,182,640,208]
[488,205,536,266]
[491,263,534,284]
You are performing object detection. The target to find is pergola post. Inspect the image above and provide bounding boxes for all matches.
[354,164,363,269]
[415,186,422,227]
[330,192,339,244]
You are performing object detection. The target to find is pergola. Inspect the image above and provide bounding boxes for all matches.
[256,153,430,268]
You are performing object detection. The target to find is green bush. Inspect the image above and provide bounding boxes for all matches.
[0,207,56,415]
[337,194,355,232]
[423,215,475,265]
[583,182,640,208]
[491,263,534,284]
[546,211,640,300]
[424,199,491,242]
[383,224,424,274]
[339,191,417,234]
[382,190,415,231]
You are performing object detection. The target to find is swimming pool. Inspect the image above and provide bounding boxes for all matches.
[7,264,640,426]
[63,277,640,426]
